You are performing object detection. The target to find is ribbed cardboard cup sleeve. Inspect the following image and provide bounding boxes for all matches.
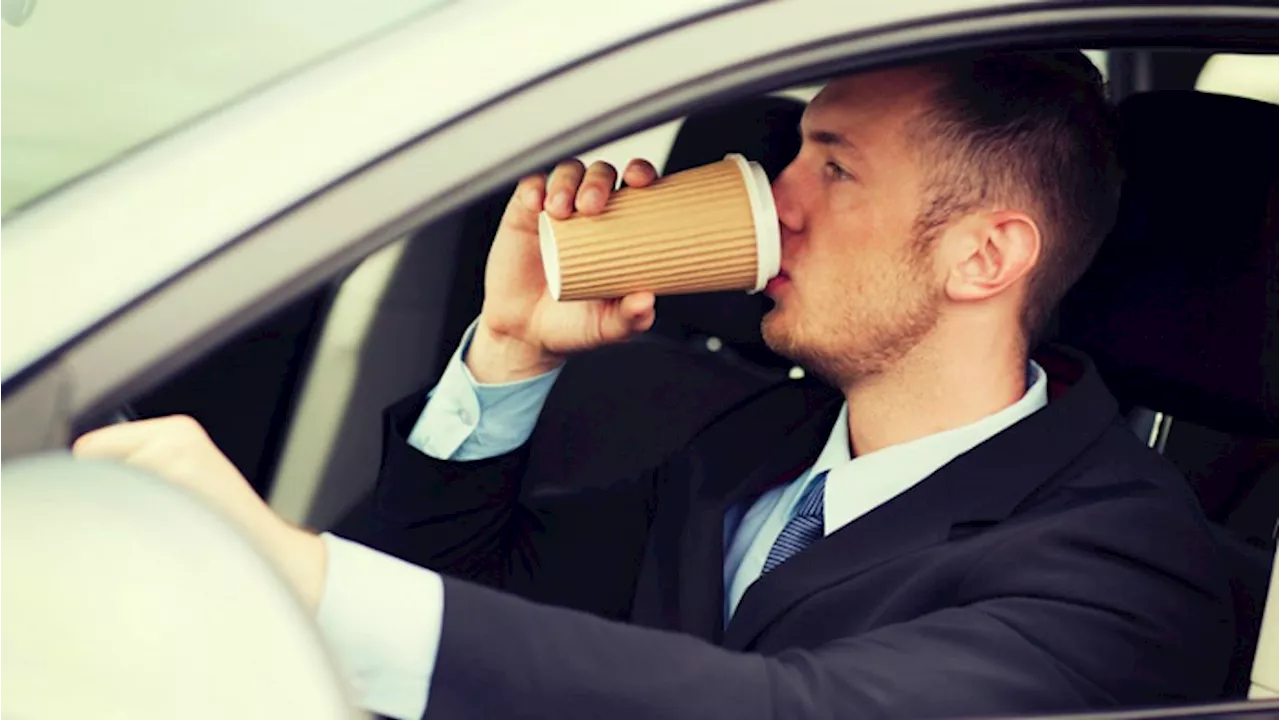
[540,154,780,301]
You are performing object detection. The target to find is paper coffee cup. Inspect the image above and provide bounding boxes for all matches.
[539,154,780,301]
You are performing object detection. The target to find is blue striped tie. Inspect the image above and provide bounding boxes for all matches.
[761,470,828,574]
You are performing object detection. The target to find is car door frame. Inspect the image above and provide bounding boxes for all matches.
[3,0,1273,456]
[2,1,1277,715]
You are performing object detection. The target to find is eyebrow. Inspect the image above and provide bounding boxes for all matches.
[801,126,864,160]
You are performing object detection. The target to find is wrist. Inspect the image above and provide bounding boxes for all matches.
[467,320,563,383]
[266,525,327,611]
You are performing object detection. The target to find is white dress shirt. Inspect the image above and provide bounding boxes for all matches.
[314,321,1049,720]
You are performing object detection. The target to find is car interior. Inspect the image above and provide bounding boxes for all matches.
[116,47,1278,704]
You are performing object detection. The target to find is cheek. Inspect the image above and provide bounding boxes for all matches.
[789,231,861,317]
[804,205,874,274]
[797,216,921,316]
[785,177,907,281]
[829,184,922,269]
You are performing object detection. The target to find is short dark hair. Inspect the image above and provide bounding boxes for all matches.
[909,50,1122,344]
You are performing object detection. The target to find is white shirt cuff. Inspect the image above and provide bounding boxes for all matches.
[408,323,484,459]
[315,533,443,720]
[407,319,561,461]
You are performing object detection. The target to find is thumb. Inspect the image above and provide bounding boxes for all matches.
[72,416,195,459]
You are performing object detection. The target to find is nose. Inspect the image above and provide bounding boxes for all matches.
[771,160,804,237]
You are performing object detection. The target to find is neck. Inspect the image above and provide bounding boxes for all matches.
[841,329,1028,457]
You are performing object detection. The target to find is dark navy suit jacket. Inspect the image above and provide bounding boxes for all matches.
[358,349,1233,719]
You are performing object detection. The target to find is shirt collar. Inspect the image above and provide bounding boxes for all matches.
[811,361,1050,536]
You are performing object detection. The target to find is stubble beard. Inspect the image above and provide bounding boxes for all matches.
[762,249,941,390]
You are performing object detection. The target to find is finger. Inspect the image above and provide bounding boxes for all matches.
[595,292,656,342]
[71,415,201,458]
[515,174,547,214]
[575,161,618,215]
[618,291,655,319]
[621,159,659,189]
[501,174,547,234]
[72,426,139,459]
[620,292,657,332]
[545,159,586,219]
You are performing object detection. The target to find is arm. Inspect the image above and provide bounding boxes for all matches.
[72,409,1230,719]
[353,157,664,593]
[69,159,676,720]
[340,316,664,614]
[366,383,667,614]
[312,369,670,720]
[421,492,1230,720]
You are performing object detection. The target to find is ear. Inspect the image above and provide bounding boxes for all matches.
[942,211,1041,303]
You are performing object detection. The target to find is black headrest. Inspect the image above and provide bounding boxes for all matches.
[651,96,806,370]
[1057,91,1278,436]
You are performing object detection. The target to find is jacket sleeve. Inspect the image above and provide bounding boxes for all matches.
[355,390,668,620]
[423,490,1232,720]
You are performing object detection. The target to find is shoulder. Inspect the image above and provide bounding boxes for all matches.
[975,421,1227,605]
[1029,421,1207,521]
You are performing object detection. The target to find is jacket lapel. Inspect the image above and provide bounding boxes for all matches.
[674,460,732,642]
[721,470,952,650]
[721,348,1119,650]
[675,385,843,642]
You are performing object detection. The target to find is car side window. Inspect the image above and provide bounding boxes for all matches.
[1196,53,1280,104]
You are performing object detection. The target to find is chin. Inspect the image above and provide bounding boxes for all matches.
[761,310,802,360]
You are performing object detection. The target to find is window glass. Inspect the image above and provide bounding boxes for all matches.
[578,120,684,176]
[0,0,447,216]
[1196,53,1280,104]
[1083,49,1108,83]
[576,84,819,173]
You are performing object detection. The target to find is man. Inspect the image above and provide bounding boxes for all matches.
[74,51,1234,719]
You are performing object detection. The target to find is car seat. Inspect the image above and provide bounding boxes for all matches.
[1056,90,1278,697]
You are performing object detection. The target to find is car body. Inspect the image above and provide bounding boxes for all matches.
[2,0,1276,717]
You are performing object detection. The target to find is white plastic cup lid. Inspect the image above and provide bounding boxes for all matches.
[539,212,564,301]
[723,153,781,293]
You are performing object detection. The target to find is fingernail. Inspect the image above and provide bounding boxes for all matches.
[554,191,571,213]
[581,188,602,208]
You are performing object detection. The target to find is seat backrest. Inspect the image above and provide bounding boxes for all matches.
[523,96,834,494]
[1059,88,1280,696]
[1058,90,1277,437]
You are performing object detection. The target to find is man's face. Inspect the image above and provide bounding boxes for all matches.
[762,67,946,387]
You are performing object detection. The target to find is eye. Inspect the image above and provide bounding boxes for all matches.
[823,161,854,182]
